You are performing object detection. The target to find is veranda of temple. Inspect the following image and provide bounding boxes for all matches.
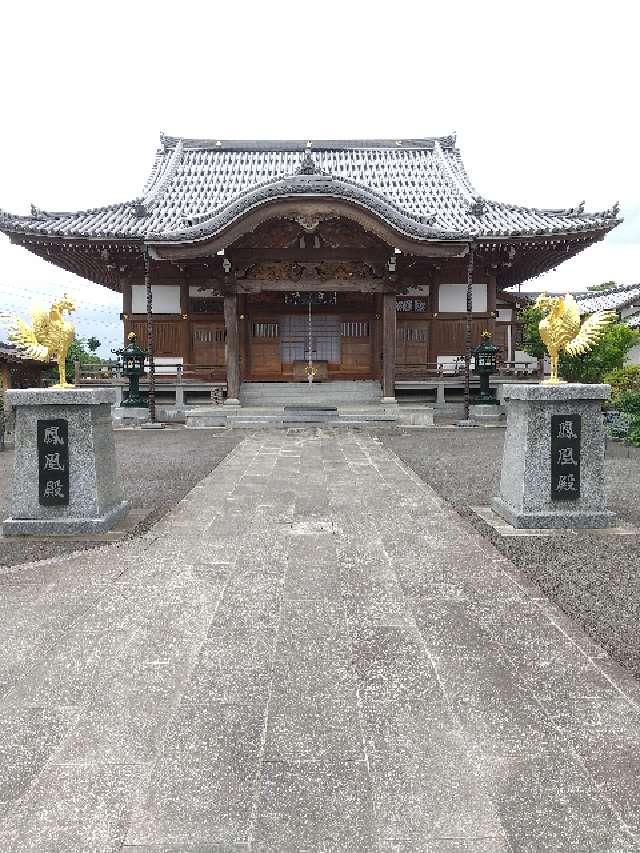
[0,135,621,402]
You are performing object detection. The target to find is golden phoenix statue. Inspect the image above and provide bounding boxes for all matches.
[9,295,77,388]
[533,293,615,385]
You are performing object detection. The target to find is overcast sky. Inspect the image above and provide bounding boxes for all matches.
[1,0,638,355]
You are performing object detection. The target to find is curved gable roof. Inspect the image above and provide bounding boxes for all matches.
[0,134,621,245]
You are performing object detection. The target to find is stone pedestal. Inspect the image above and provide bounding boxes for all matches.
[492,384,614,528]
[3,388,128,535]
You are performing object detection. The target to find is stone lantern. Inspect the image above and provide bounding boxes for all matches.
[472,330,500,405]
[112,332,148,408]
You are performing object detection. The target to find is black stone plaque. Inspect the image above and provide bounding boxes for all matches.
[37,419,69,506]
[551,414,581,501]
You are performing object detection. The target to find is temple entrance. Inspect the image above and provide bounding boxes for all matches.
[246,292,375,381]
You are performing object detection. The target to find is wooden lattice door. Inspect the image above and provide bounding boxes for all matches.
[192,323,225,365]
[250,319,281,377]
[341,318,373,374]
[396,320,430,368]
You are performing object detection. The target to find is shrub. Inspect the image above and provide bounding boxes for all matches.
[603,365,640,406]
[616,390,640,447]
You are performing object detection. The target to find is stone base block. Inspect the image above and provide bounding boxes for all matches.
[5,387,127,536]
[494,383,613,529]
[112,406,149,423]
[470,403,504,420]
[3,500,129,536]
[492,497,615,529]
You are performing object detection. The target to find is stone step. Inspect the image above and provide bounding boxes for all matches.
[240,380,382,407]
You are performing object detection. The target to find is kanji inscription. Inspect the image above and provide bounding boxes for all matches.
[37,419,69,506]
[551,414,581,501]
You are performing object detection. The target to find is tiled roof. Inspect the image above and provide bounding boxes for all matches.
[575,283,640,330]
[0,342,32,363]
[575,283,640,313]
[0,135,621,245]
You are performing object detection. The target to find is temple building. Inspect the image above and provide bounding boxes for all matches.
[0,134,621,402]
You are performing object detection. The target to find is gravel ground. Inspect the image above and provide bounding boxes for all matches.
[381,428,640,678]
[0,428,242,567]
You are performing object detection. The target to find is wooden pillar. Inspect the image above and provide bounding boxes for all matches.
[224,290,241,404]
[487,272,497,339]
[429,280,440,366]
[122,281,133,343]
[238,294,248,378]
[382,291,396,400]
[374,293,383,379]
[179,280,191,365]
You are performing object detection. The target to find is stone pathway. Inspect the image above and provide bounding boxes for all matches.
[1,430,640,852]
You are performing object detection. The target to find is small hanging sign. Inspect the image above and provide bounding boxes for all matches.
[551,414,581,501]
[37,419,69,506]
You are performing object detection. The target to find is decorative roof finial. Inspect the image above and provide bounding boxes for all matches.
[610,200,620,218]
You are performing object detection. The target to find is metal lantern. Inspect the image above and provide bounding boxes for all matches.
[472,330,500,404]
[112,332,148,408]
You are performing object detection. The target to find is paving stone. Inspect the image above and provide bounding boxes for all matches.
[253,759,374,852]
[0,706,79,815]
[125,759,257,847]
[1,763,145,853]
[2,430,639,851]
[181,632,276,706]
[54,697,176,765]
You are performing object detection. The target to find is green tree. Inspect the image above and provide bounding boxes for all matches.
[560,323,639,383]
[602,365,640,405]
[86,335,101,353]
[587,280,617,293]
[518,305,547,359]
[518,307,639,383]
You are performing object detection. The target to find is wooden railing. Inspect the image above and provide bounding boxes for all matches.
[396,360,541,378]
[74,361,227,384]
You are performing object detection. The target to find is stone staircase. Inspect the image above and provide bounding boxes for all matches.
[239,380,382,407]
[182,380,436,429]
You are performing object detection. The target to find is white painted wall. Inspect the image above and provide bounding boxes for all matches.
[514,350,538,372]
[148,356,183,375]
[131,285,180,313]
[439,283,487,313]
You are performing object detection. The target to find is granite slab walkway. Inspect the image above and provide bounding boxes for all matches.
[1,430,640,852]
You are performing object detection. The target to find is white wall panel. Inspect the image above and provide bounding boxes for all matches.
[132,285,180,313]
[439,283,487,313]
